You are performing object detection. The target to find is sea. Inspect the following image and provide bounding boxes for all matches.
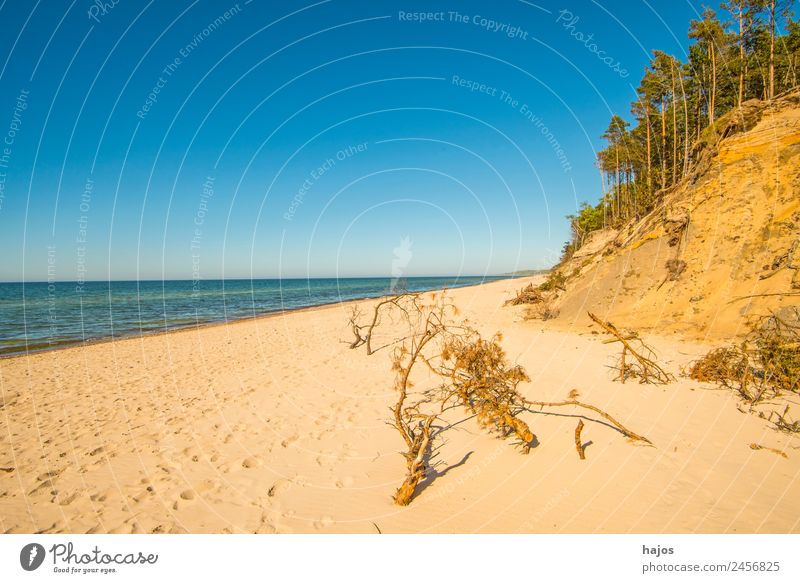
[0,276,507,356]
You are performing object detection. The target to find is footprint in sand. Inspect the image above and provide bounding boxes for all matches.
[280,434,299,448]
[56,491,80,506]
[267,479,292,498]
[89,490,111,502]
[241,456,262,469]
[336,445,359,462]
[335,476,354,489]
[36,520,65,534]
[28,480,55,496]
[255,511,278,534]
[183,446,201,462]
[313,516,333,530]
[131,487,155,503]
[36,469,62,481]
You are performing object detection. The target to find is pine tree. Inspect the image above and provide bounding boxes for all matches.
[563,0,798,263]
[689,8,726,125]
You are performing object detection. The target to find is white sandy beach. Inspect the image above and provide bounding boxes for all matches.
[1,276,798,534]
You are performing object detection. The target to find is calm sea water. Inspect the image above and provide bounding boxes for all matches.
[0,277,505,356]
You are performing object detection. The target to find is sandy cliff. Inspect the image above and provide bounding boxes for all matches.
[548,91,800,341]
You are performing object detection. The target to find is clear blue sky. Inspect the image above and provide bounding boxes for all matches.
[0,0,710,281]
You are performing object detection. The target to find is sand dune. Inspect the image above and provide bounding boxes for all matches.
[550,91,800,341]
[1,276,798,533]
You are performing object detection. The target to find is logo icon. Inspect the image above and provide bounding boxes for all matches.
[20,543,46,571]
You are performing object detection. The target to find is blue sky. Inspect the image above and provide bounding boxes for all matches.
[0,0,711,281]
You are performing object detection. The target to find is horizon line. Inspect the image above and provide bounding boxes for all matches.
[0,273,533,285]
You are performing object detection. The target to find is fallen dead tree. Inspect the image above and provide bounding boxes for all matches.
[504,283,545,306]
[690,310,799,432]
[504,283,559,320]
[588,312,675,384]
[348,295,653,505]
[689,346,754,399]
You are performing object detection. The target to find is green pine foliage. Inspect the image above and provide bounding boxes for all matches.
[563,0,798,262]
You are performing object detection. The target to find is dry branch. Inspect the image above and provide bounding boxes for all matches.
[348,292,422,354]
[524,398,652,445]
[728,292,800,303]
[749,443,788,458]
[575,420,586,460]
[588,312,674,384]
[770,406,800,434]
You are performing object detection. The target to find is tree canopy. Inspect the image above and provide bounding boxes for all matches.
[562,0,798,261]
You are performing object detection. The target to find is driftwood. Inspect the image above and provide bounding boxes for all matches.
[588,312,674,384]
[691,310,799,402]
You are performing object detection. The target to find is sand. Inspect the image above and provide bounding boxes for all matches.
[1,276,798,534]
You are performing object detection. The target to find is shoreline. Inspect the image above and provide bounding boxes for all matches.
[1,272,798,534]
[0,276,515,361]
